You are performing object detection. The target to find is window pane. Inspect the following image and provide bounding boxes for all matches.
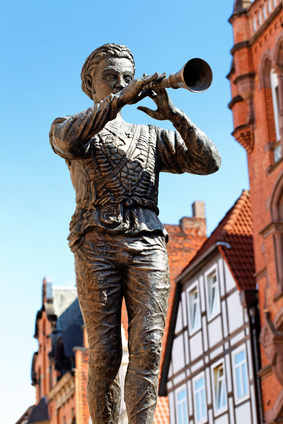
[235,350,245,364]
[207,270,219,316]
[195,377,204,391]
[177,389,188,424]
[194,376,206,421]
[214,364,226,410]
[236,367,243,398]
[234,350,249,400]
[178,390,186,402]
[189,287,200,330]
[242,362,248,396]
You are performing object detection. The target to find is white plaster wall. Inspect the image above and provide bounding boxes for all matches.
[169,392,175,424]
[205,367,212,404]
[175,302,183,334]
[208,409,214,423]
[228,397,235,424]
[168,362,173,378]
[244,308,249,324]
[167,380,173,391]
[209,345,224,360]
[190,358,204,375]
[172,335,185,373]
[184,330,190,364]
[224,260,235,292]
[218,258,225,296]
[199,274,205,312]
[187,379,193,416]
[173,371,186,387]
[225,353,232,393]
[202,315,208,351]
[222,299,228,338]
[189,331,203,361]
[246,341,253,381]
[227,290,243,334]
[181,290,187,327]
[207,315,223,347]
[235,401,252,424]
[215,412,229,424]
[230,331,245,346]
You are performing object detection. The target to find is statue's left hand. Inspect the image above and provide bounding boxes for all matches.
[137,86,178,121]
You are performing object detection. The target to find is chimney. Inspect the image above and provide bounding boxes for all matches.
[179,201,206,237]
[192,200,206,219]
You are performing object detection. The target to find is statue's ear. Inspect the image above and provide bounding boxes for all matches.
[85,75,95,94]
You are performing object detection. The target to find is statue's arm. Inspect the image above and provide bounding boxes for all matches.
[49,94,119,159]
[49,72,165,159]
[156,110,221,175]
[137,87,220,174]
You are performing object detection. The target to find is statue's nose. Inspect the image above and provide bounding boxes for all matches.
[115,75,126,90]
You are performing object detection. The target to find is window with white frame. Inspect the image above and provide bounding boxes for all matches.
[268,0,272,13]
[258,10,262,26]
[233,348,249,401]
[193,374,207,423]
[188,284,200,332]
[213,363,227,412]
[176,387,189,424]
[206,268,220,318]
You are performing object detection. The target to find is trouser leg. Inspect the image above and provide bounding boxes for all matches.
[74,232,123,423]
[124,235,170,424]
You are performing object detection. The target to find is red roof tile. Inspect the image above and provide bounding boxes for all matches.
[180,190,256,291]
[154,396,170,423]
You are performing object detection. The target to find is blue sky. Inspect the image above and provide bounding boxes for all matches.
[0,1,249,422]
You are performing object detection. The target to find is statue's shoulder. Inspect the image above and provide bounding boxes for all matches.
[50,115,70,128]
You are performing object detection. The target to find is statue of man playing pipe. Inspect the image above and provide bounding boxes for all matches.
[49,43,221,424]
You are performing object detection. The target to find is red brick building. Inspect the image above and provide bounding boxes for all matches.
[228,0,283,421]
[18,205,207,424]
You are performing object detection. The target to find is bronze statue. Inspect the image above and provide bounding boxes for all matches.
[49,43,221,424]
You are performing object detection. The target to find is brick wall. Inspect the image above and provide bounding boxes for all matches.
[228,0,283,419]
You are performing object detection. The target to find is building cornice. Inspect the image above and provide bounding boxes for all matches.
[48,371,75,402]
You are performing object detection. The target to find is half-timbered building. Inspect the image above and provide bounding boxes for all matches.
[160,191,262,423]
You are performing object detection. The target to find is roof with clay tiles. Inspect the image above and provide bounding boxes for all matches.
[159,190,256,397]
[154,396,170,424]
[180,190,256,291]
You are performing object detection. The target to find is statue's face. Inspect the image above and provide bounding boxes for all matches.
[91,57,134,103]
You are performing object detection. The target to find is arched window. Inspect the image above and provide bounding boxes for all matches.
[270,174,283,296]
[260,45,283,165]
[270,69,280,142]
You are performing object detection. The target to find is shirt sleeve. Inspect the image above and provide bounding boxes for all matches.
[49,93,118,160]
[156,111,221,175]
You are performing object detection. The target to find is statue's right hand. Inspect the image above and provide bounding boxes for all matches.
[119,73,166,106]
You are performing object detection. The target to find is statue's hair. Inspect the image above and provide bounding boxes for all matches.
[81,43,135,100]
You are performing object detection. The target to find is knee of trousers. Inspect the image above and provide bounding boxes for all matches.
[88,345,122,375]
[129,331,163,372]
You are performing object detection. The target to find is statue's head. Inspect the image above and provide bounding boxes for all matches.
[81,43,136,101]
